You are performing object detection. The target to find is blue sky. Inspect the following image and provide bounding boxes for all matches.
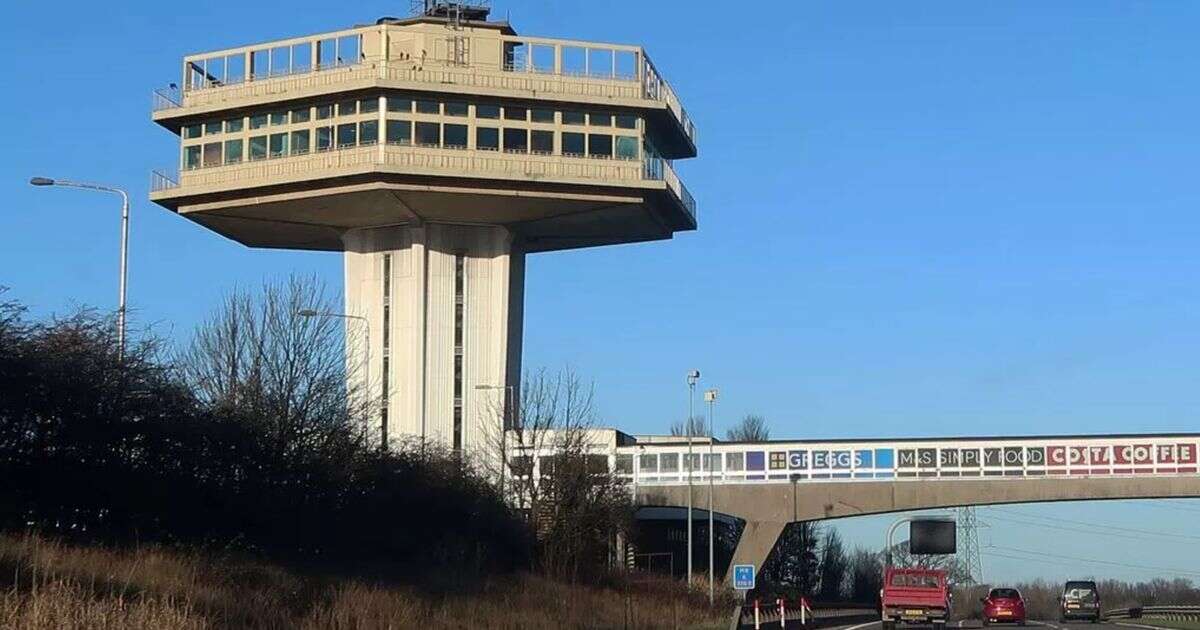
[4,1,1200,582]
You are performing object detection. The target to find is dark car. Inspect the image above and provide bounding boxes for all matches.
[982,588,1027,626]
[1060,580,1101,623]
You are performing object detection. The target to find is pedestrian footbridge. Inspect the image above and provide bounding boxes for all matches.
[586,432,1200,582]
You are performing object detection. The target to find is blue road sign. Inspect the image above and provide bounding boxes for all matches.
[733,564,755,590]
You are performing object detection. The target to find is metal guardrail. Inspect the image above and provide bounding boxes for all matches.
[1106,605,1200,621]
[736,600,877,630]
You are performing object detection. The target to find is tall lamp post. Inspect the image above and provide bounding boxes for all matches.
[475,383,515,497]
[704,387,718,604]
[297,309,372,439]
[685,369,700,583]
[30,177,130,360]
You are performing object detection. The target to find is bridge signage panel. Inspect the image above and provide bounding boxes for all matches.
[619,434,1200,486]
[732,564,755,590]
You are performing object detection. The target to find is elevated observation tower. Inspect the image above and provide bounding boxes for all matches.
[149,2,698,453]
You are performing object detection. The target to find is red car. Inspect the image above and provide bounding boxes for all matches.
[982,588,1027,626]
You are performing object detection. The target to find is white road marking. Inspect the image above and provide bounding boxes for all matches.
[841,622,881,630]
[1113,622,1174,630]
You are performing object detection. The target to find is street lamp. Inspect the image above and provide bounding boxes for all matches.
[686,368,700,583]
[30,177,130,360]
[297,309,373,441]
[704,387,718,604]
[476,383,516,498]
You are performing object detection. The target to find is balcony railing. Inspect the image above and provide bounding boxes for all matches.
[153,143,694,219]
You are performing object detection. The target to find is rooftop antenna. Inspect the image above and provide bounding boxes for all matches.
[409,0,492,29]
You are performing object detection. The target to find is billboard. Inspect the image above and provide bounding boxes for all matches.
[909,519,956,555]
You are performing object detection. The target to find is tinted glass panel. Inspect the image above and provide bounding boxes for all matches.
[616,114,637,129]
[290,130,310,154]
[504,107,527,121]
[416,100,440,114]
[444,101,468,116]
[316,105,333,120]
[249,135,267,159]
[183,145,201,169]
[531,108,555,123]
[223,139,243,164]
[291,108,310,123]
[387,98,412,113]
[316,126,332,150]
[359,120,378,144]
[561,111,585,125]
[531,130,553,154]
[444,123,468,148]
[337,100,357,116]
[336,123,356,147]
[588,134,612,157]
[503,128,528,153]
[224,118,243,133]
[415,122,440,146]
[249,114,268,130]
[204,121,222,135]
[183,124,202,139]
[475,104,500,119]
[476,127,499,150]
[615,136,638,160]
[202,143,222,167]
[268,133,287,157]
[270,111,288,126]
[359,98,379,114]
[386,120,411,144]
[589,112,613,126]
[562,132,585,156]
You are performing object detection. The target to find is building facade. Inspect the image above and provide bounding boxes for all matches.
[150,5,697,453]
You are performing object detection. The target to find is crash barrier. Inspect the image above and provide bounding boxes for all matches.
[738,599,876,630]
[1105,606,1200,622]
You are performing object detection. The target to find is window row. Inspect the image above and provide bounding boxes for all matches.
[184,122,639,169]
[183,99,639,139]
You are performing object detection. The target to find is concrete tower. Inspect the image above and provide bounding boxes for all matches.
[149,3,697,453]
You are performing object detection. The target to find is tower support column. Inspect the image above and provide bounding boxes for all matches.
[344,223,524,454]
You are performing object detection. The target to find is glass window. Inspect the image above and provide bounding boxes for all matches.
[202,142,222,167]
[249,135,267,160]
[183,124,202,139]
[415,122,440,146]
[416,99,440,114]
[249,114,268,130]
[291,42,312,72]
[475,104,500,119]
[183,145,202,169]
[290,130,310,154]
[703,453,722,472]
[250,49,269,79]
[223,139,243,164]
[359,98,379,114]
[638,453,658,472]
[268,133,288,157]
[337,100,357,116]
[726,452,745,471]
[531,108,555,123]
[337,34,360,65]
[359,120,378,145]
[444,101,468,117]
[444,123,468,148]
[316,104,333,120]
[387,98,412,113]
[224,118,243,133]
[503,128,528,153]
[270,111,288,126]
[562,132,585,156]
[589,112,613,127]
[316,126,332,151]
[204,121,222,135]
[769,452,787,470]
[291,108,311,123]
[318,38,336,69]
[476,127,499,151]
[386,120,411,145]
[660,453,679,473]
[616,114,638,129]
[336,123,357,147]
[504,106,527,121]
[615,454,633,475]
[531,130,553,154]
[561,111,585,125]
[270,46,290,76]
[588,134,612,158]
[615,136,638,160]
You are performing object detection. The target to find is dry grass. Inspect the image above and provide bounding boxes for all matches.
[0,534,727,629]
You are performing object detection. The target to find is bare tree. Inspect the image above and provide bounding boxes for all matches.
[669,415,709,437]
[177,275,369,459]
[726,414,770,442]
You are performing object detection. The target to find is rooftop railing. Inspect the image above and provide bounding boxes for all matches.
[155,27,697,147]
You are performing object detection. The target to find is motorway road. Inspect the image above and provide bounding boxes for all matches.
[739,621,1138,630]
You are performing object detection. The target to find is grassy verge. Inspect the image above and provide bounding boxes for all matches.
[0,533,729,629]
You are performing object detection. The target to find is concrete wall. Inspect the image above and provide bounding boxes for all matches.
[344,223,522,453]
